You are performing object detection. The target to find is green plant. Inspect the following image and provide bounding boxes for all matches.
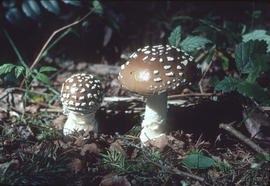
[168,25,212,52]
[0,142,73,185]
[0,29,69,118]
[214,161,237,182]
[100,148,169,185]
[215,40,270,104]
[182,150,214,170]
[192,18,244,49]
[100,133,170,185]
[251,153,270,168]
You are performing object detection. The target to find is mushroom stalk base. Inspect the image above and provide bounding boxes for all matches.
[63,111,98,135]
[140,92,168,143]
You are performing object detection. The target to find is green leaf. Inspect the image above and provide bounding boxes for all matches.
[14,66,24,78]
[171,16,192,21]
[40,0,60,15]
[235,40,270,75]
[93,0,103,15]
[237,81,269,102]
[35,73,50,84]
[62,0,81,6]
[39,66,57,72]
[252,10,262,19]
[182,154,214,169]
[215,77,244,93]
[0,64,15,74]
[168,25,182,48]
[242,30,270,52]
[192,25,212,34]
[180,36,212,52]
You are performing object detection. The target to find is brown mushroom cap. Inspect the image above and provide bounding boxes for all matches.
[118,44,196,95]
[60,74,103,113]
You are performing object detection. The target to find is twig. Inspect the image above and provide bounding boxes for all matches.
[28,101,62,110]
[19,8,97,88]
[219,123,268,157]
[168,92,222,99]
[198,52,217,93]
[5,87,48,95]
[143,154,205,182]
[103,93,222,103]
[115,133,205,182]
[261,106,270,111]
[194,50,209,63]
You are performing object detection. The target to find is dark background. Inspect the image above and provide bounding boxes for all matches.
[0,1,270,65]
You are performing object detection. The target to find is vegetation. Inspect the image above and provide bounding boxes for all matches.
[0,1,269,185]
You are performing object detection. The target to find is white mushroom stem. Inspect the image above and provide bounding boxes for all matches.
[140,91,168,143]
[63,111,98,135]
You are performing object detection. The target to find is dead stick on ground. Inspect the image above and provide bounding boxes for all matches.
[19,7,97,88]
[143,154,205,182]
[198,52,217,93]
[219,123,268,157]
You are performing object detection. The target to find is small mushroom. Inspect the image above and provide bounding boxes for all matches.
[118,44,195,143]
[60,73,104,135]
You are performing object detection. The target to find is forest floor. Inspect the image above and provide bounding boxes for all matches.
[0,58,269,186]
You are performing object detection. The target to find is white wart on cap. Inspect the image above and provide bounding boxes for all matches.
[61,73,103,113]
[118,44,195,95]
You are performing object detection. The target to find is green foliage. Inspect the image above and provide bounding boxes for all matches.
[215,40,270,103]
[0,143,73,185]
[193,19,242,48]
[0,64,16,74]
[242,30,270,52]
[181,36,212,52]
[62,0,81,6]
[39,66,57,73]
[251,153,270,168]
[14,66,25,78]
[93,0,103,15]
[182,151,214,170]
[168,25,181,48]
[235,40,270,77]
[168,25,211,52]
[101,134,170,185]
[215,77,244,93]
[100,148,168,185]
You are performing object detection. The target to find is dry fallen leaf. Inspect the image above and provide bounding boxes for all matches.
[109,140,127,156]
[80,143,101,156]
[52,115,67,130]
[99,173,131,186]
[71,158,83,173]
[145,135,169,152]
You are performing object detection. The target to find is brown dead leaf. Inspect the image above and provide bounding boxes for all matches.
[99,173,131,186]
[71,158,83,173]
[109,140,127,156]
[25,104,40,113]
[145,135,169,152]
[56,72,73,84]
[80,143,101,156]
[0,111,8,121]
[52,115,67,130]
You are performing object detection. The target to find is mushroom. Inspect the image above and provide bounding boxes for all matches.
[118,44,195,143]
[60,73,104,135]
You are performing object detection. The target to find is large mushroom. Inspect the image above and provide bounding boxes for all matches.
[60,73,104,135]
[118,44,196,143]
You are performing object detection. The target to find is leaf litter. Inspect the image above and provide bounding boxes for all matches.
[0,61,269,186]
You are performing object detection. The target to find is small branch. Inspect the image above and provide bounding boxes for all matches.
[219,123,268,157]
[194,50,209,63]
[198,52,217,93]
[261,106,270,111]
[143,154,205,182]
[19,8,97,88]
[168,92,222,99]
